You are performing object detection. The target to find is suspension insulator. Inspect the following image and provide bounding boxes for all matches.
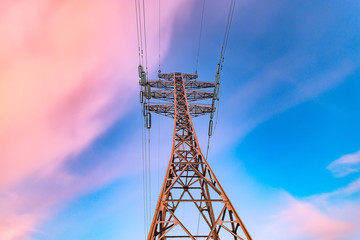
[215,64,220,84]
[142,102,146,116]
[215,74,220,85]
[140,71,147,86]
[140,91,144,103]
[208,119,213,137]
[138,65,143,78]
[145,112,151,129]
[214,83,220,100]
[145,84,151,99]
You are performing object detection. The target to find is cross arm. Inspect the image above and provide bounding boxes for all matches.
[146,103,215,118]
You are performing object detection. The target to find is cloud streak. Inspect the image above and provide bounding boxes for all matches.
[211,0,359,151]
[267,196,354,240]
[327,150,360,177]
[0,0,190,239]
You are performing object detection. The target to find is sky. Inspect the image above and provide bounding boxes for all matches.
[0,0,360,240]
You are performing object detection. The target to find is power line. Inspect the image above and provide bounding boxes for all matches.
[157,114,160,194]
[144,115,149,233]
[136,0,144,66]
[142,0,149,77]
[134,0,141,65]
[158,0,161,73]
[213,0,236,121]
[135,0,150,237]
[205,0,237,162]
[195,1,207,233]
[195,0,206,74]
[141,115,146,239]
[147,125,152,226]
[135,0,146,236]
[219,0,236,70]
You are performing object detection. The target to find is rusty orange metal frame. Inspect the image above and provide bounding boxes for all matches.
[143,72,252,240]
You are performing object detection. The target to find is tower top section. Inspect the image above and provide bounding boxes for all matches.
[140,72,218,120]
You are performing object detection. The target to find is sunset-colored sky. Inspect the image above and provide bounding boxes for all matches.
[1,0,360,240]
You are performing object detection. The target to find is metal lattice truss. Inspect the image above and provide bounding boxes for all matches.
[147,73,252,240]
[150,90,214,102]
[147,80,216,90]
[147,103,214,118]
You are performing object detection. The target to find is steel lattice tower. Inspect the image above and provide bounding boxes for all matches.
[140,72,252,240]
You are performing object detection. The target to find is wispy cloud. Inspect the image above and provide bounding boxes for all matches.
[0,0,190,239]
[260,161,360,240]
[327,150,360,177]
[266,196,354,240]
[212,59,356,152]
[214,0,359,149]
[220,162,360,240]
[248,176,360,240]
[315,178,360,202]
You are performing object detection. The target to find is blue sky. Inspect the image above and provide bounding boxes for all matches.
[45,0,360,239]
[1,0,359,240]
[38,0,360,239]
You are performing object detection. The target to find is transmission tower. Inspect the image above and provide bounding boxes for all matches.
[139,70,252,240]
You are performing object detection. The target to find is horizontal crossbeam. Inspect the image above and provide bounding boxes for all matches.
[147,80,215,90]
[147,90,214,102]
[146,103,215,118]
[165,236,209,238]
[164,199,223,202]
[158,72,198,80]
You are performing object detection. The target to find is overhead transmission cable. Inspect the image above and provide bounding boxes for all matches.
[198,1,237,232]
[158,0,161,73]
[135,0,146,236]
[135,0,151,237]
[220,0,236,68]
[142,114,148,236]
[134,0,141,65]
[142,0,149,77]
[205,0,237,164]
[195,2,207,235]
[136,0,144,66]
[140,107,147,239]
[148,123,152,225]
[142,0,153,233]
[142,0,152,232]
[195,0,206,74]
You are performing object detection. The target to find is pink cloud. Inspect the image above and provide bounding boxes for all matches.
[0,0,192,239]
[268,197,354,240]
[0,0,132,190]
[0,139,137,240]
